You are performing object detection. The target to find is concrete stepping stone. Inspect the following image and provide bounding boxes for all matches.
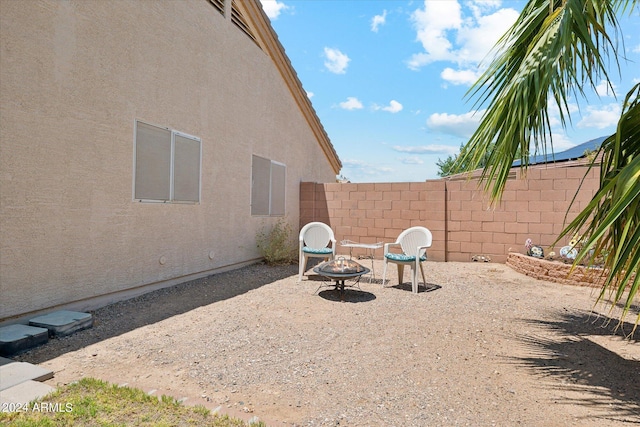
[0,361,53,391]
[0,380,55,405]
[0,324,49,356]
[29,310,93,337]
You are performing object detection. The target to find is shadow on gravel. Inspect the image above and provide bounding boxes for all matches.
[513,309,640,424]
[317,289,376,303]
[306,273,377,303]
[388,282,442,293]
[16,263,298,364]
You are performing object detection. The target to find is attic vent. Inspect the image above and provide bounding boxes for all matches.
[231,0,258,45]
[208,0,224,15]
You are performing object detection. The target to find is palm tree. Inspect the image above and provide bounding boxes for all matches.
[456,0,639,333]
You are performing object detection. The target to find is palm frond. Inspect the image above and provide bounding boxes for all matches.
[458,0,622,200]
[558,84,640,333]
[457,0,639,332]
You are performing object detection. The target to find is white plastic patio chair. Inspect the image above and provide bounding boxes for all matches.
[382,226,432,293]
[298,222,336,281]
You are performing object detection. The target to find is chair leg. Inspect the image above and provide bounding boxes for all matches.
[396,264,404,286]
[419,262,427,289]
[411,265,419,293]
[298,254,307,282]
[382,259,388,287]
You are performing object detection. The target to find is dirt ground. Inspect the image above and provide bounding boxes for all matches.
[15,260,640,426]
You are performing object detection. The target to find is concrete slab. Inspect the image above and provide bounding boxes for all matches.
[0,324,49,356]
[29,310,93,337]
[0,380,55,405]
[0,362,54,391]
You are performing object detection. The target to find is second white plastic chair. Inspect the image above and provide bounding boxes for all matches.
[382,226,432,293]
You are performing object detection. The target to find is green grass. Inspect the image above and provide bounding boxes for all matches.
[0,377,266,426]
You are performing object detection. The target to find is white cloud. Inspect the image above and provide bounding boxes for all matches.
[306,91,314,99]
[456,8,519,65]
[441,67,481,86]
[547,115,561,128]
[323,47,350,74]
[392,144,459,155]
[633,44,640,53]
[408,0,519,77]
[546,133,577,152]
[259,0,288,20]
[342,159,394,175]
[373,100,403,113]
[595,80,616,97]
[383,100,403,113]
[426,110,484,138]
[371,10,387,32]
[469,0,504,17]
[407,53,430,71]
[338,97,363,110]
[399,156,425,165]
[547,98,579,128]
[577,103,621,129]
[408,0,462,69]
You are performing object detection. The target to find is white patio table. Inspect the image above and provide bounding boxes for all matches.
[339,240,383,283]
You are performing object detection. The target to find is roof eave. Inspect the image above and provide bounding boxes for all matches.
[240,0,342,175]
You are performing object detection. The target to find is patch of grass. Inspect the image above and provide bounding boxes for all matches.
[0,377,265,426]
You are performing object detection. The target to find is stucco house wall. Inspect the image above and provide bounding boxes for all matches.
[0,0,340,321]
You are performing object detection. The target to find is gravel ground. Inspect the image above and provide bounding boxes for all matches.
[16,260,640,426]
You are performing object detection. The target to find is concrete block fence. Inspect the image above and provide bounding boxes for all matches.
[300,164,599,264]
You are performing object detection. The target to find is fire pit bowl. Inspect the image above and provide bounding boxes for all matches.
[314,257,367,276]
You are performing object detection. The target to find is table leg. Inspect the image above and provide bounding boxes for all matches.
[368,248,375,283]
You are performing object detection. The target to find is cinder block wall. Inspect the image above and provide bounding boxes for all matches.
[445,166,598,262]
[300,181,447,261]
[301,164,599,263]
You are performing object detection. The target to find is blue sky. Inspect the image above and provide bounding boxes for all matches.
[260,0,640,182]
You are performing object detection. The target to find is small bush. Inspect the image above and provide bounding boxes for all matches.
[256,218,297,265]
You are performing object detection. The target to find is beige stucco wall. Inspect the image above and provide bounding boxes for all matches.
[0,0,337,320]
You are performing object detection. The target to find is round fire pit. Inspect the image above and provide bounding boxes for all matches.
[313,257,370,300]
